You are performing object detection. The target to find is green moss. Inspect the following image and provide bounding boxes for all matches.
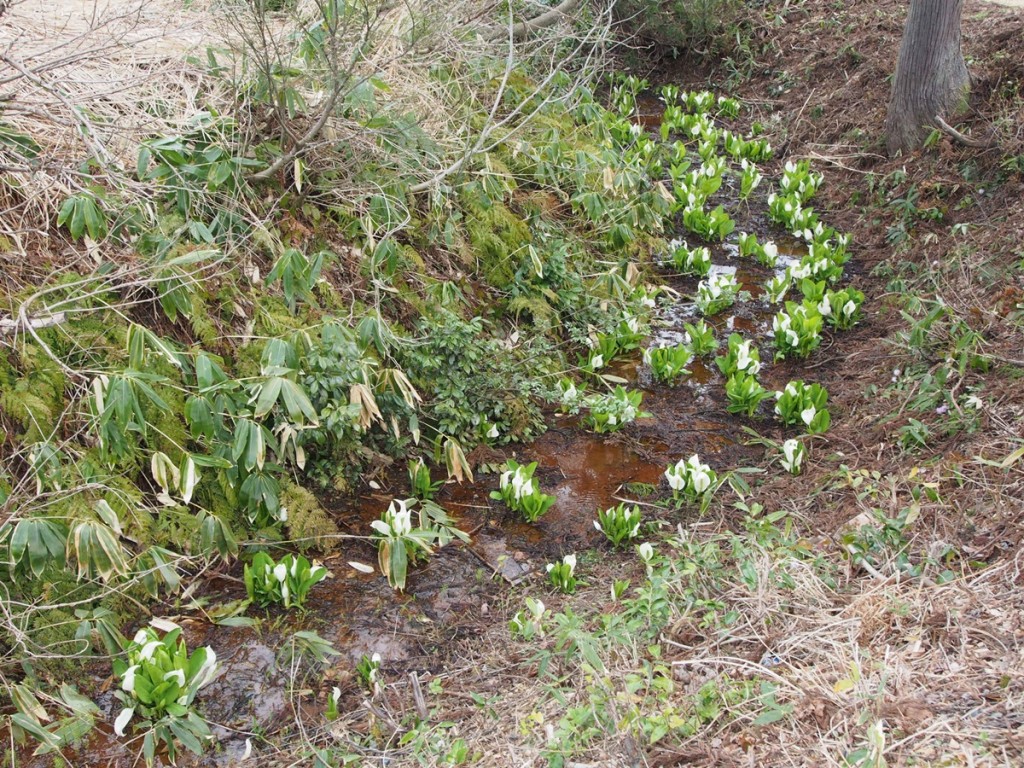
[251,294,310,338]
[232,338,265,380]
[27,607,89,681]
[188,292,220,347]
[281,480,340,553]
[462,200,532,289]
[148,383,189,461]
[506,294,558,331]
[0,345,67,443]
[145,504,202,551]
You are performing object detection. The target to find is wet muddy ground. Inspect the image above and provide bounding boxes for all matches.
[30,108,828,768]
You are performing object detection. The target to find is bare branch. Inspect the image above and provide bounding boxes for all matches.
[0,311,67,336]
[933,114,997,149]
[482,0,581,42]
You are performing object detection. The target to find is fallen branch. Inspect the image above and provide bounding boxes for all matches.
[933,114,997,149]
[0,312,68,336]
[482,0,580,41]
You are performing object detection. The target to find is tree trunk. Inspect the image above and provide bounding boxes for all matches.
[884,0,970,155]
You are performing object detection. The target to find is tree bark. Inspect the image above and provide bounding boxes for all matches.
[884,0,970,156]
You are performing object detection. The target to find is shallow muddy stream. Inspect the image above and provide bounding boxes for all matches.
[29,108,816,768]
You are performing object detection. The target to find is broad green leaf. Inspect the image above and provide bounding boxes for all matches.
[11,713,60,753]
[279,379,317,424]
[196,510,237,560]
[59,685,100,718]
[10,518,68,578]
[12,684,50,722]
[253,377,283,419]
[71,520,128,582]
[753,708,788,726]
[93,499,122,535]
[185,396,215,440]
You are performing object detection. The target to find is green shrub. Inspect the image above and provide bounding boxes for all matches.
[614,0,746,53]
[398,311,546,445]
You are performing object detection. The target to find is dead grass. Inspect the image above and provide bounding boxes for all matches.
[0,0,576,281]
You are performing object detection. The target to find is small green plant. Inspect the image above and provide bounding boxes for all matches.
[644,344,693,383]
[611,579,630,600]
[665,454,718,507]
[774,380,831,434]
[581,332,620,373]
[583,347,608,373]
[325,686,341,720]
[737,231,760,258]
[695,272,740,316]
[243,552,328,609]
[265,248,328,313]
[613,314,647,351]
[737,232,780,267]
[594,502,642,547]
[779,159,824,203]
[767,193,819,237]
[738,159,762,200]
[684,203,735,242]
[772,302,823,360]
[57,192,108,241]
[799,278,828,305]
[717,96,742,119]
[408,457,443,500]
[756,239,780,268]
[556,377,584,413]
[714,333,761,377]
[684,319,718,356]
[764,273,790,304]
[356,652,382,695]
[725,373,771,417]
[491,460,556,522]
[899,418,931,451]
[583,386,650,433]
[509,597,547,640]
[794,242,845,283]
[779,438,806,475]
[821,287,865,330]
[637,541,657,574]
[112,623,218,766]
[660,83,681,105]
[670,241,712,277]
[546,554,577,594]
[372,501,440,593]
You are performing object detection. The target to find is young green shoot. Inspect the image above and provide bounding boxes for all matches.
[665,454,718,508]
[244,552,328,609]
[780,438,806,475]
[583,387,650,433]
[775,380,831,434]
[594,502,643,547]
[714,333,762,377]
[491,460,556,523]
[684,320,718,356]
[644,344,693,383]
[725,373,772,417]
[546,554,577,594]
[695,272,741,316]
[509,597,547,640]
[113,622,218,766]
[772,302,823,360]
